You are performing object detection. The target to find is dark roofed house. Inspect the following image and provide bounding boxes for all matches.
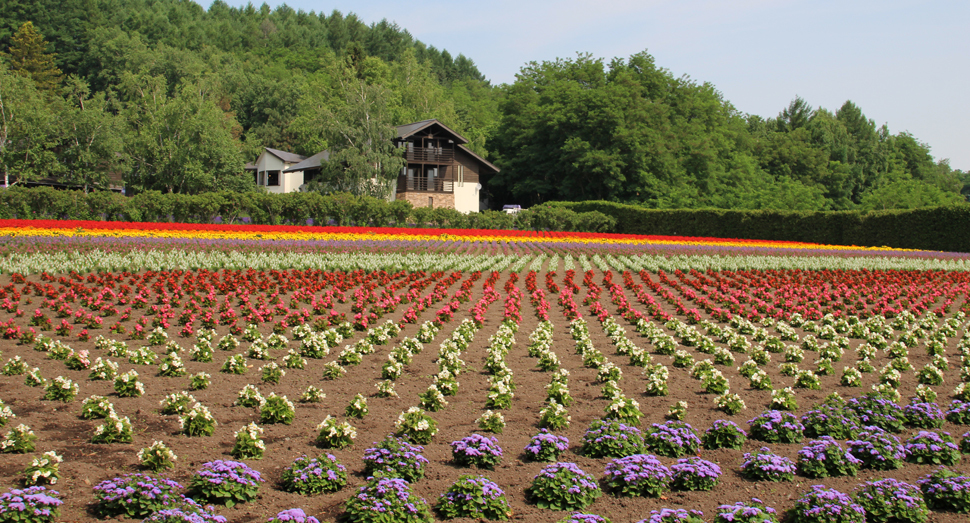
[247,119,498,212]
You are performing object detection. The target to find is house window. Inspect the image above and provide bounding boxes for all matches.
[458,165,464,187]
[428,197,433,209]
[267,171,280,186]
[257,171,265,185]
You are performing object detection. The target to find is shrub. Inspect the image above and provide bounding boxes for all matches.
[702,420,747,450]
[670,457,721,491]
[525,429,569,462]
[114,370,144,397]
[362,435,429,482]
[93,473,184,518]
[642,421,701,458]
[714,499,779,523]
[854,478,929,523]
[280,454,347,494]
[91,411,133,444]
[188,460,263,508]
[24,451,62,486]
[538,400,570,430]
[790,486,865,523]
[267,509,319,523]
[0,486,62,523]
[159,391,195,415]
[42,376,78,402]
[904,431,961,466]
[259,393,295,425]
[748,410,804,444]
[580,419,644,458]
[602,454,671,497]
[394,407,438,444]
[845,393,904,433]
[801,405,860,440]
[345,477,433,523]
[451,434,503,469]
[847,426,906,470]
[919,467,970,514]
[945,400,970,424]
[230,422,265,460]
[315,416,356,449]
[638,509,704,523]
[80,395,114,420]
[138,441,177,472]
[0,424,36,454]
[526,462,600,510]
[436,475,512,520]
[796,437,861,478]
[179,403,217,437]
[345,393,368,419]
[740,447,796,482]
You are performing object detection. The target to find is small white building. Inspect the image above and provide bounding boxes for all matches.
[247,148,309,194]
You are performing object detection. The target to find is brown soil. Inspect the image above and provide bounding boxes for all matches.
[0,267,967,523]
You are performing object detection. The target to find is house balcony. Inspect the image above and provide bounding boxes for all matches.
[397,175,454,193]
[404,147,454,164]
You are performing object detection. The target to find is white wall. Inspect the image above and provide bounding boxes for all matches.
[454,181,479,213]
[256,151,301,194]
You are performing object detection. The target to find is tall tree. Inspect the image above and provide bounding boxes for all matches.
[0,62,60,186]
[1,21,63,92]
[57,75,127,191]
[295,56,405,198]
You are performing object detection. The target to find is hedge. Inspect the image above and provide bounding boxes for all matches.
[546,200,970,253]
[0,186,613,233]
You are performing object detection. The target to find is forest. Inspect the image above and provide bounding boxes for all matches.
[0,0,966,211]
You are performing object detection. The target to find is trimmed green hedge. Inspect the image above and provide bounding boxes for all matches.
[546,200,970,252]
[0,186,614,233]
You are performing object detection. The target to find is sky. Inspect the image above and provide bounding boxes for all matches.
[224,0,970,171]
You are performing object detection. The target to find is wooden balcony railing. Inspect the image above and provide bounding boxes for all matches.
[405,148,454,163]
[398,175,454,193]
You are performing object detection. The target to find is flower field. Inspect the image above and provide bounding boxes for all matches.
[0,219,968,523]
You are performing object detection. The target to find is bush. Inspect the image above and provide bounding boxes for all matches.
[702,420,747,450]
[602,454,671,497]
[524,429,569,462]
[790,486,865,523]
[846,426,906,470]
[854,478,929,523]
[188,460,263,508]
[362,435,429,482]
[436,475,512,520]
[748,410,804,444]
[94,474,184,518]
[919,467,970,514]
[527,462,601,511]
[796,437,861,478]
[580,419,644,458]
[280,454,347,494]
[670,457,721,491]
[642,421,701,458]
[451,434,503,469]
[740,447,796,482]
[345,477,433,523]
[0,486,62,523]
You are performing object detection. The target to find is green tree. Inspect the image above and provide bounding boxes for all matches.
[1,21,63,92]
[121,73,247,194]
[0,62,60,186]
[57,75,127,191]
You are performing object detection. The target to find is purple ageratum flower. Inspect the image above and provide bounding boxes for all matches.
[280,454,347,495]
[918,467,970,513]
[792,486,865,523]
[846,425,906,470]
[525,429,570,462]
[740,447,796,482]
[845,394,904,433]
[0,486,62,522]
[603,454,671,497]
[703,420,747,450]
[639,508,705,523]
[450,433,503,468]
[437,475,512,520]
[801,405,860,439]
[580,419,644,458]
[854,477,929,520]
[141,497,227,523]
[642,421,701,458]
[347,477,432,520]
[904,430,961,466]
[903,402,945,429]
[561,513,612,523]
[714,499,778,523]
[748,410,804,444]
[268,508,320,523]
[528,462,601,510]
[92,473,185,518]
[189,461,264,507]
[795,436,862,479]
[945,400,970,424]
[670,457,721,491]
[362,435,429,482]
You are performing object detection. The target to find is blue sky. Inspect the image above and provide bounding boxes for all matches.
[223,0,969,171]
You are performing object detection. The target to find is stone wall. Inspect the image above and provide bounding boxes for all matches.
[396,191,455,210]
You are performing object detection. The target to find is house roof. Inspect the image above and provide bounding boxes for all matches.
[283,150,330,173]
[264,147,307,164]
[244,162,257,171]
[396,119,469,145]
[457,144,500,174]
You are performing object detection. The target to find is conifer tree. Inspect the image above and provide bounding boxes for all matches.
[2,22,63,92]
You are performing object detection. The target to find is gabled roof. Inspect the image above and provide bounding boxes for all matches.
[283,150,330,173]
[457,144,500,174]
[396,119,469,145]
[264,147,307,164]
